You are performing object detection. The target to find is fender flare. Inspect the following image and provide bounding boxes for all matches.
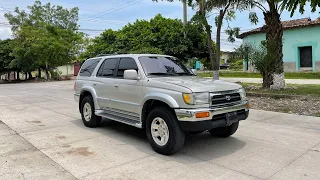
[80,86,100,110]
[141,92,179,108]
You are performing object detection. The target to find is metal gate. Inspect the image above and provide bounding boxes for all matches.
[299,46,312,67]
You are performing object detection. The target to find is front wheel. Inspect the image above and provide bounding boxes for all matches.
[209,122,239,138]
[146,107,185,155]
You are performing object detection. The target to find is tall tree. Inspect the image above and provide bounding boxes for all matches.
[153,0,252,79]
[207,0,254,79]
[81,14,208,61]
[0,39,14,80]
[282,0,320,16]
[5,0,83,80]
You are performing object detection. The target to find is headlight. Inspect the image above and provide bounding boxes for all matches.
[238,88,246,99]
[183,92,209,105]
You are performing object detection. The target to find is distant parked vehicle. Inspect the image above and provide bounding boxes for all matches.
[220,63,230,69]
[74,54,249,155]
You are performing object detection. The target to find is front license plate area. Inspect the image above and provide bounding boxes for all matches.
[226,112,238,126]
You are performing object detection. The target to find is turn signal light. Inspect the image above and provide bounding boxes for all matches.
[245,103,250,109]
[196,112,210,118]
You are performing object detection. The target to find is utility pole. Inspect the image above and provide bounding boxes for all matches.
[183,0,187,38]
[183,0,187,26]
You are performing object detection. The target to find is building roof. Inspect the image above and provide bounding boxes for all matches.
[239,18,320,39]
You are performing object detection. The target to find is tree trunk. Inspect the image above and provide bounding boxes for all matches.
[38,68,41,78]
[198,0,217,80]
[213,10,225,80]
[28,72,33,79]
[263,1,285,89]
[262,73,273,88]
[16,71,20,80]
[45,60,49,80]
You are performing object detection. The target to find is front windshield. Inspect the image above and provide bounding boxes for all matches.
[138,56,193,77]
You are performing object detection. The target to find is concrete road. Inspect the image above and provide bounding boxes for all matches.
[0,81,320,180]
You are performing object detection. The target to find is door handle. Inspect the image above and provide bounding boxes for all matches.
[114,85,119,88]
[93,83,96,86]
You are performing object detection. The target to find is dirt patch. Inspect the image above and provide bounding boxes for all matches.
[67,147,95,157]
[62,144,71,148]
[248,96,320,117]
[0,120,4,124]
[28,121,41,124]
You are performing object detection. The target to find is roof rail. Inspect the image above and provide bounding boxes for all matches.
[95,54,113,57]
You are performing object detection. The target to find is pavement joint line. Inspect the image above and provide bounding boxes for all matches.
[81,154,155,179]
[0,120,79,180]
[6,95,80,119]
[250,118,320,131]
[183,152,264,180]
[236,134,312,152]
[266,140,320,179]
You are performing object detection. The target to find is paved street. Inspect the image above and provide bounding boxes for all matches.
[0,80,320,180]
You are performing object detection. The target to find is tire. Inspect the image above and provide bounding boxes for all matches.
[146,106,185,155]
[209,122,239,138]
[80,96,101,128]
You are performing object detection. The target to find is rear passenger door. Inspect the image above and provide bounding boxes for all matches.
[94,58,119,109]
[109,57,142,117]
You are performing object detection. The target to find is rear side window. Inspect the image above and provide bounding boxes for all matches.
[97,58,118,78]
[117,57,138,78]
[79,58,101,77]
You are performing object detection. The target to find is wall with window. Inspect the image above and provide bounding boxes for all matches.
[242,26,320,72]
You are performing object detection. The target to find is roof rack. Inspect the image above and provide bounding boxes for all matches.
[95,54,114,57]
[95,52,129,57]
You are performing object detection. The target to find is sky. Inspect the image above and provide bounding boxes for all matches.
[0,0,319,51]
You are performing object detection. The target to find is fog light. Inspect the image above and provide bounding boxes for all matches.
[195,112,210,118]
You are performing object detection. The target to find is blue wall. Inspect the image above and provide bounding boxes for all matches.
[243,26,320,72]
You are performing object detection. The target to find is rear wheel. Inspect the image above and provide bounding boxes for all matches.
[146,107,185,155]
[80,96,101,128]
[209,122,239,138]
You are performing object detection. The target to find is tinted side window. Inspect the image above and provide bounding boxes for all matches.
[117,58,138,78]
[79,58,101,77]
[97,58,118,78]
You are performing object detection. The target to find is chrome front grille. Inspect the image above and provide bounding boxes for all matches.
[211,91,241,108]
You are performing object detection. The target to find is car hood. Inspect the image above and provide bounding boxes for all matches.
[150,76,242,92]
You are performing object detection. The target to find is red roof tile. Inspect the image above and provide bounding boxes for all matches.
[239,18,320,39]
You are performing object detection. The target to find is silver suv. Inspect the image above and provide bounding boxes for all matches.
[74,54,249,155]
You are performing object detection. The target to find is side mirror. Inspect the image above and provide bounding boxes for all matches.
[191,69,197,75]
[124,70,139,80]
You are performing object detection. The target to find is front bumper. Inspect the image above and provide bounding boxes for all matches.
[74,93,80,102]
[174,100,249,131]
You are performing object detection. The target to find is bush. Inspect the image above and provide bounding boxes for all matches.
[230,60,243,70]
[50,69,62,80]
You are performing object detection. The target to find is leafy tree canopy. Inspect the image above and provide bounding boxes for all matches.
[4,0,84,79]
[81,14,210,62]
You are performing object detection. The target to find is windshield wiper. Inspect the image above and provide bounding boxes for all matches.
[175,72,193,76]
[148,72,170,76]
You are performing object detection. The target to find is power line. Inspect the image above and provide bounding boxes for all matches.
[84,0,143,21]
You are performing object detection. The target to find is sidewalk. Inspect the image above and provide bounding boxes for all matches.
[218,77,320,85]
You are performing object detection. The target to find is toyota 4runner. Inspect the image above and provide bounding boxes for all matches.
[74,54,249,155]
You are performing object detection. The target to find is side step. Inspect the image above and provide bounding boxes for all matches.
[95,110,142,128]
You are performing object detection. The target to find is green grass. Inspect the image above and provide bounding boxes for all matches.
[241,83,320,97]
[198,71,320,79]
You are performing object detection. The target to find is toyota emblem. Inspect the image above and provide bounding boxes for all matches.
[225,95,232,101]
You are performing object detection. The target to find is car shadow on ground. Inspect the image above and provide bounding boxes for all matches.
[71,118,246,163]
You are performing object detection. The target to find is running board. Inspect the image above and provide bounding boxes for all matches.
[95,110,142,128]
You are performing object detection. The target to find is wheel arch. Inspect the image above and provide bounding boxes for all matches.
[141,94,179,128]
[79,87,100,112]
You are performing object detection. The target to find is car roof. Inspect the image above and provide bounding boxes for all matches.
[88,54,173,60]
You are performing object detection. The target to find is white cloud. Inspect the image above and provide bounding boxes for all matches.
[0,27,12,39]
